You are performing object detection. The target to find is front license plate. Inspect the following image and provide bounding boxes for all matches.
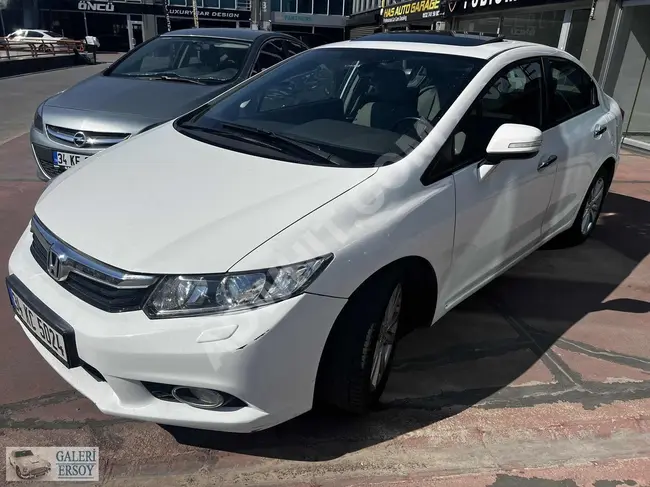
[8,286,70,365]
[53,151,88,168]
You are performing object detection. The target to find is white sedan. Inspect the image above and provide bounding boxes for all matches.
[7,32,623,433]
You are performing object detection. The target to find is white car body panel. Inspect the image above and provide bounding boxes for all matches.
[35,123,376,274]
[7,37,623,432]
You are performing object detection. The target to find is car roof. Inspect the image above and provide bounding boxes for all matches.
[161,28,291,42]
[319,31,559,60]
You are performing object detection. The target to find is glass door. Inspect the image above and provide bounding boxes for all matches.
[127,16,144,51]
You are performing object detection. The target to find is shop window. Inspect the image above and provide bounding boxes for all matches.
[221,0,236,8]
[168,0,186,5]
[298,0,312,13]
[203,0,220,6]
[565,9,590,59]
[546,58,598,125]
[271,0,281,9]
[313,0,327,14]
[501,11,564,47]
[329,0,342,14]
[456,17,499,34]
[450,59,543,166]
[282,0,297,11]
[344,0,352,15]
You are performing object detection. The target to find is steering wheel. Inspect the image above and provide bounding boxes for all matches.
[390,116,432,135]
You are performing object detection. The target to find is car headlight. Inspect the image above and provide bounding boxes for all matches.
[33,103,44,132]
[144,254,332,319]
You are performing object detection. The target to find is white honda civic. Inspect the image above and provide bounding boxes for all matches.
[7,32,623,433]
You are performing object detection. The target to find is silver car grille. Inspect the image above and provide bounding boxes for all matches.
[46,124,130,149]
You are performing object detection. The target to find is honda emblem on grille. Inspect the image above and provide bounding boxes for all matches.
[47,243,70,282]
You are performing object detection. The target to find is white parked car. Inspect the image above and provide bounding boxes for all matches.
[5,29,66,44]
[7,32,623,433]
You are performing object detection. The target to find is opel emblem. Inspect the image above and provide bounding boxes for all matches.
[73,131,87,148]
[47,244,69,282]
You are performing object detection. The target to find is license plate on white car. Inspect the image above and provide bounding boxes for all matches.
[53,151,87,168]
[6,278,77,367]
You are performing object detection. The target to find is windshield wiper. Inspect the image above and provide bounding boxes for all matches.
[180,124,293,152]
[218,122,346,166]
[122,72,206,85]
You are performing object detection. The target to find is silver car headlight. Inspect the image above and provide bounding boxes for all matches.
[33,103,44,132]
[144,255,332,319]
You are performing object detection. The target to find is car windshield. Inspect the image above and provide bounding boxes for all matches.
[14,450,34,458]
[176,47,484,167]
[107,36,251,85]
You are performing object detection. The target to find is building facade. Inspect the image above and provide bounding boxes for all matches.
[267,0,349,42]
[596,0,650,150]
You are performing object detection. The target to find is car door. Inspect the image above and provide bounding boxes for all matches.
[539,56,613,237]
[251,39,285,76]
[436,58,558,308]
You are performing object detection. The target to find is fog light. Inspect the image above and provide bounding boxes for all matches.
[171,386,225,409]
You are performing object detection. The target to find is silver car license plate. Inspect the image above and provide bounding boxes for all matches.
[53,151,87,168]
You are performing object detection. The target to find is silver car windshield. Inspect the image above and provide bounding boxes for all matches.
[176,48,484,167]
[108,36,251,85]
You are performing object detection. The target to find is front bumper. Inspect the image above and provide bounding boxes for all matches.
[8,227,346,432]
[30,126,102,181]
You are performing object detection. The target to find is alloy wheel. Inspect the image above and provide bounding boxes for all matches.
[581,177,605,236]
[370,283,402,390]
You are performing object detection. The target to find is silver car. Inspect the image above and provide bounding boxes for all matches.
[30,28,308,180]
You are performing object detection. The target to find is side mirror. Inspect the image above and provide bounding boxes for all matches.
[485,123,542,164]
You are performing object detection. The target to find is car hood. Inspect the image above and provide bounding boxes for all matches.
[46,74,231,121]
[35,124,377,274]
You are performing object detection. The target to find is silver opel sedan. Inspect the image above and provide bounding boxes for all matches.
[30,28,307,180]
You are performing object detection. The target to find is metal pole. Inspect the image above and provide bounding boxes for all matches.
[164,0,172,31]
[0,10,5,37]
[192,0,199,27]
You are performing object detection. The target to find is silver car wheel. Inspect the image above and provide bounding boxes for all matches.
[581,177,605,236]
[370,283,402,390]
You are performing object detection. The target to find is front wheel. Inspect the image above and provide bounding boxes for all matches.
[315,273,404,413]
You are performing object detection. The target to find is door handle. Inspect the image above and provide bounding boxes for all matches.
[537,155,557,171]
[594,125,607,137]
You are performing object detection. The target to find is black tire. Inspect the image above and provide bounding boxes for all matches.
[16,466,24,479]
[315,270,404,414]
[550,165,611,248]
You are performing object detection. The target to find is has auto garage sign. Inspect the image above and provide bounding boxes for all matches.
[382,0,444,23]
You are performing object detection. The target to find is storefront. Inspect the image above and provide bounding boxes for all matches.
[600,0,650,151]
[155,5,251,34]
[41,0,159,51]
[381,0,446,31]
[448,0,591,58]
[270,12,346,42]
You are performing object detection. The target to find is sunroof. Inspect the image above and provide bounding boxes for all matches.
[354,31,505,47]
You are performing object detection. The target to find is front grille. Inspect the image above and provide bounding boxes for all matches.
[37,157,66,179]
[30,225,158,313]
[30,467,49,476]
[46,125,130,149]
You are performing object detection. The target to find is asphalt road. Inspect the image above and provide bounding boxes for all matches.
[1,65,650,487]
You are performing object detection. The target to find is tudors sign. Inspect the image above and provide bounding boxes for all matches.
[382,0,445,23]
[447,0,574,15]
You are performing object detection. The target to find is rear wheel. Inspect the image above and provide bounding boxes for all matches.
[551,166,610,248]
[315,272,404,413]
